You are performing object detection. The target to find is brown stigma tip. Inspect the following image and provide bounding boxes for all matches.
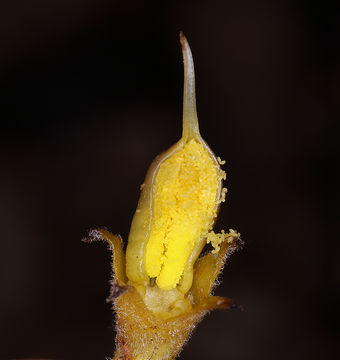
[179,31,186,47]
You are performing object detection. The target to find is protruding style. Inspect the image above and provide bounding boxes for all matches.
[180,31,200,140]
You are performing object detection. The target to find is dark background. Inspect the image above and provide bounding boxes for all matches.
[0,0,339,359]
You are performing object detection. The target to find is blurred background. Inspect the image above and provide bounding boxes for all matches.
[0,0,339,359]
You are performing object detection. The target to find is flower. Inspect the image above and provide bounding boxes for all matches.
[84,32,242,360]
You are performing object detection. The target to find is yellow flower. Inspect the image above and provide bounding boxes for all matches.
[84,32,242,360]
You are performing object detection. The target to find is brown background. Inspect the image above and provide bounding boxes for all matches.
[0,0,339,359]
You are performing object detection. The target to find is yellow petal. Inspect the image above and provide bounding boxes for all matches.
[189,231,242,304]
[126,33,224,293]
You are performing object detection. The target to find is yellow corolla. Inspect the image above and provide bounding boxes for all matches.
[126,33,229,294]
[85,32,241,360]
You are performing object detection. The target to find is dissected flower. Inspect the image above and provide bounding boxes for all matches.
[84,32,242,360]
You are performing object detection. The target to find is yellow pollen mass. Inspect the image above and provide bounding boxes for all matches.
[144,139,219,290]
